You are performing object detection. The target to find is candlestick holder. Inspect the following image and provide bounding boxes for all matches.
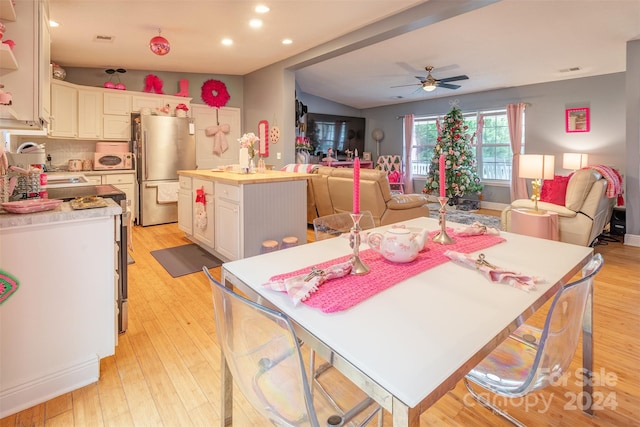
[432,196,455,245]
[350,213,370,275]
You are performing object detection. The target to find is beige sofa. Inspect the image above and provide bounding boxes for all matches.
[501,169,615,246]
[308,166,430,226]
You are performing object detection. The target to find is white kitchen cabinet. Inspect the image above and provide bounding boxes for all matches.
[192,178,215,248]
[103,92,131,115]
[214,182,241,261]
[49,81,77,137]
[0,0,50,130]
[0,209,117,417]
[192,104,241,169]
[78,88,102,139]
[85,175,102,185]
[178,175,193,234]
[103,114,131,140]
[104,173,136,220]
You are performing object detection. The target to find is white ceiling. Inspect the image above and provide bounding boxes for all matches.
[49,0,640,110]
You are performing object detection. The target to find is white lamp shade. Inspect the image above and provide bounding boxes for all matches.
[422,83,437,92]
[519,154,555,180]
[562,153,589,170]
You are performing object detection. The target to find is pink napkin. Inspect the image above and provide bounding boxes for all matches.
[443,250,541,292]
[456,221,500,236]
[263,260,353,305]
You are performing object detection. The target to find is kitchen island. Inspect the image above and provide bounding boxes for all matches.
[0,200,121,418]
[177,169,312,261]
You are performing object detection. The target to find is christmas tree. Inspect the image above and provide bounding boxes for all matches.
[422,105,483,202]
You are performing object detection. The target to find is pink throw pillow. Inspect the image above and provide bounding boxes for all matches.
[540,175,571,206]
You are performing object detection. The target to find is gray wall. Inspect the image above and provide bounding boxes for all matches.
[63,67,244,109]
[360,73,627,205]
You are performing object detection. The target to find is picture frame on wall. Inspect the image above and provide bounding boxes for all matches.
[566,107,590,133]
[363,152,372,161]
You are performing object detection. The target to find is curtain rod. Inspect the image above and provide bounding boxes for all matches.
[394,103,532,119]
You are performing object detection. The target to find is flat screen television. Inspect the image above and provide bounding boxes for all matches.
[305,113,365,158]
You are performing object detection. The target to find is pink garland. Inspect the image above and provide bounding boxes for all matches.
[201,79,230,108]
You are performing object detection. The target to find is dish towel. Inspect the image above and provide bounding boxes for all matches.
[443,250,542,292]
[262,260,353,305]
[156,182,180,203]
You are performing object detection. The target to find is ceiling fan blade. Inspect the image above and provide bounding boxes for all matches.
[391,83,421,88]
[438,74,469,83]
[438,83,461,90]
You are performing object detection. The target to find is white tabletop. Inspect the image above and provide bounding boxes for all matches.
[222,217,593,420]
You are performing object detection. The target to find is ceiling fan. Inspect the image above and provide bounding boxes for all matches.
[392,66,469,92]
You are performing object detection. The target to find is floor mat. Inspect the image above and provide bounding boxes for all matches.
[151,244,223,277]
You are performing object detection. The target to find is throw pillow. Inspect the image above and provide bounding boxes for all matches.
[540,175,571,206]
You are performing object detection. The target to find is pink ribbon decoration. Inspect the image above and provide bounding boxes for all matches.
[443,250,541,292]
[205,124,231,156]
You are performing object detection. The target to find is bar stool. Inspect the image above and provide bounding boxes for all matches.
[281,236,298,249]
[261,240,279,254]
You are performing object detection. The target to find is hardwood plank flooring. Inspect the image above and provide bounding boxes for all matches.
[2,212,639,426]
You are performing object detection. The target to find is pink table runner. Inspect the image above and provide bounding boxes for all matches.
[267,230,505,313]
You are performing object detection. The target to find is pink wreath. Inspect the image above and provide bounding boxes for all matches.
[201,79,230,108]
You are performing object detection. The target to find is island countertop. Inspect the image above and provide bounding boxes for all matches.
[177,169,313,184]
[0,199,122,229]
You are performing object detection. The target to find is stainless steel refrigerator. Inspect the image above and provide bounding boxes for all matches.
[132,113,196,226]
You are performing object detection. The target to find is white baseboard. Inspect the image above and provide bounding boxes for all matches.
[624,233,640,247]
[0,354,100,419]
[480,201,509,212]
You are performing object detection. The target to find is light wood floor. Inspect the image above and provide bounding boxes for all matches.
[3,212,639,426]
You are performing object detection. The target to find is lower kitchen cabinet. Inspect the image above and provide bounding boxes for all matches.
[192,178,214,248]
[215,194,240,261]
[178,175,193,234]
[177,170,308,261]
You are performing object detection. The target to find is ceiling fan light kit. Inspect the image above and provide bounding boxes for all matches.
[392,65,469,94]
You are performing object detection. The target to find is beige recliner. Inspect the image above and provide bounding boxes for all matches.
[501,169,615,246]
[309,166,430,226]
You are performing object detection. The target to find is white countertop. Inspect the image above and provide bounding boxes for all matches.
[0,198,122,229]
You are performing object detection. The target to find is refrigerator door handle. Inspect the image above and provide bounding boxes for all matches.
[143,130,149,181]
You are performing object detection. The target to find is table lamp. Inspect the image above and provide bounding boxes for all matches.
[562,153,588,171]
[519,154,555,212]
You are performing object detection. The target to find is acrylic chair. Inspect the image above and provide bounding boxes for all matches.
[203,267,382,427]
[464,253,604,427]
[313,211,376,241]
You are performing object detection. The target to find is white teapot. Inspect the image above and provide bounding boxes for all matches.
[367,227,429,263]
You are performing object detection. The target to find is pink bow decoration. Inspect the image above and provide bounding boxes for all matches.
[443,250,541,292]
[388,170,400,183]
[205,124,231,156]
[456,221,500,236]
[263,261,353,305]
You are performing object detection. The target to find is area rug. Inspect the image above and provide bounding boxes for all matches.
[151,244,223,278]
[427,204,501,229]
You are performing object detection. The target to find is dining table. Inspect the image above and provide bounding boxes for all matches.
[220,216,595,426]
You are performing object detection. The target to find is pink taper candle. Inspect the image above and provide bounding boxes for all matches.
[353,157,360,214]
[439,154,446,198]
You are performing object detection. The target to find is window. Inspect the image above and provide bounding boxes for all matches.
[410,108,519,182]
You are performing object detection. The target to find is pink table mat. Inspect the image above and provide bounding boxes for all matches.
[267,229,505,313]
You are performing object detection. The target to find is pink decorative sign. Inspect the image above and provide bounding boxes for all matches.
[566,107,590,133]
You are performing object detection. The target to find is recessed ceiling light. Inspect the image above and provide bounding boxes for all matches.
[282,39,292,45]
[49,20,59,27]
[221,38,233,46]
[255,5,270,13]
[249,18,263,28]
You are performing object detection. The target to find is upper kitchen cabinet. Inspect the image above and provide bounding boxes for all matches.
[78,87,102,139]
[49,80,77,138]
[0,0,50,130]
